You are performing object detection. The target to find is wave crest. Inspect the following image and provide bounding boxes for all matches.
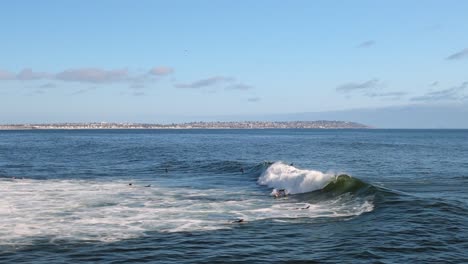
[257,162,334,194]
[322,174,371,195]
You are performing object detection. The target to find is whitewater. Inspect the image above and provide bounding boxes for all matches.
[258,162,335,194]
[0,162,373,245]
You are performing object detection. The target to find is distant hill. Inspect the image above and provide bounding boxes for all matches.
[196,103,468,129]
[259,104,468,129]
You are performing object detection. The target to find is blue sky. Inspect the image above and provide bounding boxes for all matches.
[1,0,468,126]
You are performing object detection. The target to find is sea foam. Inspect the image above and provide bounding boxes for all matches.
[257,162,334,194]
[0,173,372,245]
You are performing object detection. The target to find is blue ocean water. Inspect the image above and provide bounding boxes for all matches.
[0,129,467,263]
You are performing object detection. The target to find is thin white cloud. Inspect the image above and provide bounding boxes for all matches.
[149,67,174,76]
[356,40,376,48]
[226,83,253,90]
[55,68,128,83]
[25,89,46,96]
[336,79,380,92]
[247,97,261,102]
[446,48,468,60]
[1,67,253,96]
[39,83,56,89]
[411,82,468,102]
[365,91,407,100]
[129,83,145,89]
[17,68,49,80]
[0,69,15,80]
[175,76,234,89]
[72,89,89,95]
[72,87,97,95]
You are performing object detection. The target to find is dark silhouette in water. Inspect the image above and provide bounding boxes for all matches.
[165,168,168,173]
[128,183,133,186]
[295,205,310,210]
[144,184,151,187]
[274,189,287,198]
[240,167,244,174]
[232,219,245,223]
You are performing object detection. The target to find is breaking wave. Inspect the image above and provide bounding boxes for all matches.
[257,161,375,196]
[257,161,376,210]
[257,162,334,194]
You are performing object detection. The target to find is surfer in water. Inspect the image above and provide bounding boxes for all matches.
[232,218,245,223]
[273,189,287,198]
[240,167,245,174]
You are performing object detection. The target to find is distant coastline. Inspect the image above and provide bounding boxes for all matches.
[0,121,370,130]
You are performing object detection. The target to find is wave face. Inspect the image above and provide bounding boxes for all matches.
[257,162,335,194]
[322,174,372,195]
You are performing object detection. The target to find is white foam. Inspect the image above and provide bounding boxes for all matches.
[0,176,372,245]
[257,162,334,194]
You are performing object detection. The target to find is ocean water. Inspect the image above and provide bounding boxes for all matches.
[0,129,467,263]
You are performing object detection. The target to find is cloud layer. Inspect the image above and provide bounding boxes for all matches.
[0,66,174,84]
[0,67,254,97]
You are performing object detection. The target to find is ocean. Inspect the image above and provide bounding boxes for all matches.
[0,129,467,263]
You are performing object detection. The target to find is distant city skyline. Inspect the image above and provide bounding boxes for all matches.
[0,120,369,130]
[1,1,468,128]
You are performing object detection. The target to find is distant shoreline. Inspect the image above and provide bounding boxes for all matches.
[0,127,372,130]
[0,121,370,130]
